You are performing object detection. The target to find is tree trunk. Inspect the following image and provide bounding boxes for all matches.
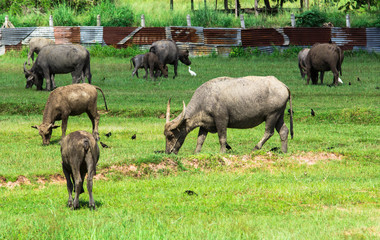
[254,0,259,15]
[191,0,194,11]
[224,0,228,10]
[280,0,284,8]
[300,0,303,9]
[264,0,271,9]
[170,0,173,10]
[215,0,217,10]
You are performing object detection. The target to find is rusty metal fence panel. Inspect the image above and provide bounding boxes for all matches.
[80,26,103,45]
[54,27,80,44]
[366,28,380,53]
[0,26,379,56]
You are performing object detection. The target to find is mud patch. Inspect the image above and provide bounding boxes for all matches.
[0,152,343,188]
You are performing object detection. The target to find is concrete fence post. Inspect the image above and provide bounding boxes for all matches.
[291,13,296,27]
[240,15,245,29]
[346,14,351,28]
[141,14,145,27]
[187,14,191,27]
[49,15,54,27]
[97,15,101,26]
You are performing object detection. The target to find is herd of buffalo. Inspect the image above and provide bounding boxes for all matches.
[21,37,344,209]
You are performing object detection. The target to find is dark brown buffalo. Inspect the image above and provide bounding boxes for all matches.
[61,130,99,210]
[143,52,168,80]
[149,40,191,79]
[32,83,108,145]
[305,43,344,86]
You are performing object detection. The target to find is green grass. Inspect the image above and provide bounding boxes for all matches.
[0,53,379,238]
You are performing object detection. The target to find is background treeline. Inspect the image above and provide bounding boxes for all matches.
[0,0,379,27]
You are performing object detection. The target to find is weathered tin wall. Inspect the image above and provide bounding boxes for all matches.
[0,26,379,56]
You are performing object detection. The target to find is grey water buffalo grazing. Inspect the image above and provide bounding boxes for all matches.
[24,44,92,91]
[27,37,55,65]
[143,52,168,80]
[130,54,145,78]
[149,39,191,79]
[305,43,344,86]
[61,130,99,210]
[298,48,310,79]
[164,76,294,154]
[32,83,108,145]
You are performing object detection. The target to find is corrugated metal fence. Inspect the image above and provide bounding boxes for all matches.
[0,26,378,56]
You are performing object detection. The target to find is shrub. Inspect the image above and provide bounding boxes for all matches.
[52,2,79,26]
[295,9,327,27]
[85,1,134,26]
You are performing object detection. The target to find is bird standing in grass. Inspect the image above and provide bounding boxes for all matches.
[311,109,315,117]
[188,66,196,76]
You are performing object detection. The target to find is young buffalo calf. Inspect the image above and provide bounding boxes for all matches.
[61,131,100,210]
[143,52,168,81]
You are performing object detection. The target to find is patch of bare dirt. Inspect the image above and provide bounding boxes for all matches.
[0,152,343,189]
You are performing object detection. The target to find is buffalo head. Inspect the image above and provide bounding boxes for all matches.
[24,62,43,90]
[164,99,188,154]
[32,123,60,145]
[179,50,191,66]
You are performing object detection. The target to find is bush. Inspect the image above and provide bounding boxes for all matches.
[295,9,327,27]
[52,2,79,26]
[85,1,134,26]
[88,44,146,58]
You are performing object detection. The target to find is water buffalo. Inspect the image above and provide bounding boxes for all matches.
[61,130,99,210]
[130,54,145,78]
[143,52,168,80]
[298,48,309,79]
[164,76,293,154]
[23,44,92,91]
[130,53,168,80]
[27,37,55,65]
[149,39,191,79]
[305,43,344,86]
[32,83,108,145]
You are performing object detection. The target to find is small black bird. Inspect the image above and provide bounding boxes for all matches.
[226,143,232,150]
[376,87,380,90]
[100,142,109,148]
[311,109,315,117]
[349,82,351,85]
[288,109,294,115]
[105,132,112,137]
[357,77,361,81]
[184,190,198,196]
[270,147,280,152]
[131,134,136,140]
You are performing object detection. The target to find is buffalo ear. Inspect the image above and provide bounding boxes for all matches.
[31,125,39,129]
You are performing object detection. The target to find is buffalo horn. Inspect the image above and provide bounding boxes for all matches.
[23,62,31,74]
[166,98,171,123]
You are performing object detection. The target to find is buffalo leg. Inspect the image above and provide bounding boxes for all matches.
[332,68,339,86]
[253,116,277,151]
[215,119,229,153]
[43,71,52,91]
[195,127,208,153]
[62,163,74,208]
[150,65,156,81]
[61,117,69,139]
[73,169,82,210]
[143,63,149,79]
[173,61,178,79]
[275,115,289,153]
[85,153,96,210]
[87,110,100,141]
[320,71,324,85]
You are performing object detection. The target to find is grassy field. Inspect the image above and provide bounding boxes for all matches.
[0,52,379,239]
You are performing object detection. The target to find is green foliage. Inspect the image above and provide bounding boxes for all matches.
[84,0,134,26]
[191,7,234,28]
[88,44,145,58]
[52,2,79,26]
[295,9,327,27]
